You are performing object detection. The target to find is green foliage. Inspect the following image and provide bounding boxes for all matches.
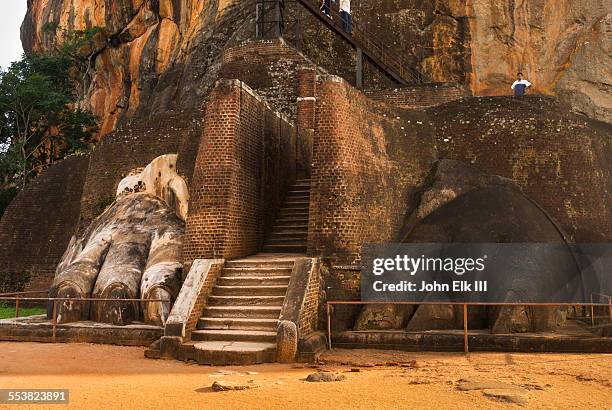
[42,23,106,97]
[0,53,97,189]
[0,303,46,319]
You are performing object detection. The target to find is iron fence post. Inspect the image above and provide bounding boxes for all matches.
[327,302,332,349]
[52,300,57,343]
[463,304,469,354]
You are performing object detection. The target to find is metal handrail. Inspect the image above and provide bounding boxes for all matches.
[589,292,612,327]
[1,296,171,342]
[0,290,49,297]
[295,0,422,84]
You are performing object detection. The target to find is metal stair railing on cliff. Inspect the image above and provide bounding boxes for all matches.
[295,0,422,85]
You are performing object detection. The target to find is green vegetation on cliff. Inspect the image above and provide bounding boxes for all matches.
[0,42,98,215]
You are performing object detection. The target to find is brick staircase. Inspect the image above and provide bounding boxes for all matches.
[263,178,311,254]
[186,180,311,365]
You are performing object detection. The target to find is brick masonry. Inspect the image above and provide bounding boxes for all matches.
[308,76,407,266]
[78,111,203,231]
[0,155,90,293]
[219,39,322,121]
[182,80,298,266]
[364,83,470,109]
[308,76,611,329]
[298,259,322,336]
[309,76,611,263]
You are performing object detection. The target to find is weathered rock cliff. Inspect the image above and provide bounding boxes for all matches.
[21,0,611,135]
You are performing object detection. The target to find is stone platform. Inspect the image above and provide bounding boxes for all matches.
[0,315,162,346]
[333,322,612,353]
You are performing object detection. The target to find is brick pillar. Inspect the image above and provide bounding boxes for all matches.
[182,81,242,269]
[296,66,317,178]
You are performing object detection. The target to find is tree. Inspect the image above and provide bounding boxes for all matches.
[0,53,97,191]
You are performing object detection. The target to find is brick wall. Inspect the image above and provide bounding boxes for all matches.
[364,83,469,109]
[298,259,322,336]
[0,155,90,293]
[309,78,611,330]
[308,76,408,266]
[78,111,202,231]
[219,39,321,121]
[182,80,297,265]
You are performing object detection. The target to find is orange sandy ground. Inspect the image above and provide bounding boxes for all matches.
[0,342,610,409]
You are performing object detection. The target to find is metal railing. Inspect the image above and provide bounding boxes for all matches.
[295,0,422,83]
[590,293,612,327]
[0,296,170,342]
[326,300,612,354]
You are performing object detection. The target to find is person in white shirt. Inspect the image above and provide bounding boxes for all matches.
[511,72,532,97]
[340,0,352,34]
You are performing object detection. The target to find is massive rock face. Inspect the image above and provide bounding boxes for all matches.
[355,160,584,334]
[21,0,254,136]
[461,0,611,123]
[21,0,611,134]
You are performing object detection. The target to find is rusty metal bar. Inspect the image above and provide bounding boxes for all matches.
[0,297,170,302]
[0,290,48,297]
[463,304,469,354]
[327,303,332,349]
[591,294,595,327]
[326,301,606,307]
[52,300,57,343]
[15,298,20,318]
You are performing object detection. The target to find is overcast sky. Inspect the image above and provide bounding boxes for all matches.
[0,1,28,70]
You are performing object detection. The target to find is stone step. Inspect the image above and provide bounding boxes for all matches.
[198,317,278,331]
[283,201,310,209]
[271,227,309,234]
[207,295,285,306]
[217,276,291,286]
[225,259,295,268]
[275,217,309,225]
[269,229,308,236]
[271,224,308,230]
[286,190,310,196]
[267,234,308,242]
[191,329,277,343]
[264,240,307,248]
[202,306,282,319]
[192,341,276,365]
[263,244,307,253]
[279,208,310,216]
[276,212,308,218]
[212,285,288,296]
[284,197,310,203]
[286,189,310,196]
[222,267,293,276]
[266,234,307,241]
